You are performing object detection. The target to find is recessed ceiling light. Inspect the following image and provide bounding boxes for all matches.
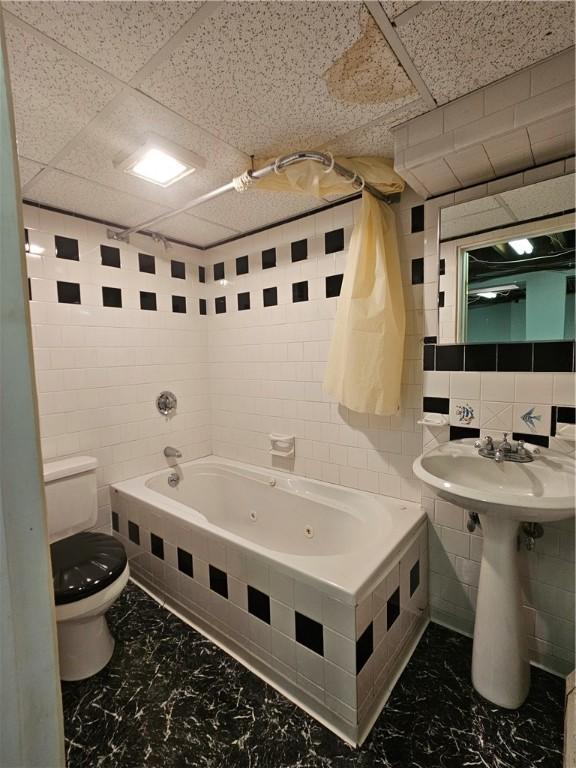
[114,135,204,188]
[508,238,533,255]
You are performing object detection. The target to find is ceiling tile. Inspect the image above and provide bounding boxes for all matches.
[396,1,575,104]
[2,1,203,82]
[191,189,325,234]
[499,174,575,221]
[140,2,418,157]
[4,15,120,164]
[381,1,421,20]
[24,169,170,226]
[154,213,240,248]
[18,157,45,186]
[52,91,249,207]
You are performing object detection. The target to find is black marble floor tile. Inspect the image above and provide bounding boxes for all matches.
[62,583,565,768]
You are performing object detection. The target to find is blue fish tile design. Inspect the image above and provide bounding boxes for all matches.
[456,404,475,425]
[521,407,541,432]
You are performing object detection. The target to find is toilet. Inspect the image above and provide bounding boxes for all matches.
[44,456,129,681]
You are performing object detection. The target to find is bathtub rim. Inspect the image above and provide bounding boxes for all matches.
[112,455,426,605]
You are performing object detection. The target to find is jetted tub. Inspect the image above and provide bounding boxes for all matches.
[111,457,428,745]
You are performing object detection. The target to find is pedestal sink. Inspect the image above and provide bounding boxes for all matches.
[413,438,575,709]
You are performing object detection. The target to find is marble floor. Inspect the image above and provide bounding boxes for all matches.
[62,582,565,768]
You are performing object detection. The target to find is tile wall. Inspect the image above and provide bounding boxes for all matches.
[417,158,575,676]
[204,194,428,503]
[23,203,211,529]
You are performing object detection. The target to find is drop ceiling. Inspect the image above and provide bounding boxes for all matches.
[2,0,574,247]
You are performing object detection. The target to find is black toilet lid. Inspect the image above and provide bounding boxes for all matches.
[51,532,127,605]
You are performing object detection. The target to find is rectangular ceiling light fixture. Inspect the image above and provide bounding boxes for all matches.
[508,238,533,255]
[114,135,205,187]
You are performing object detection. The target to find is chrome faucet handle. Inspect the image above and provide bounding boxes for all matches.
[474,435,494,450]
[494,449,505,463]
[500,432,512,452]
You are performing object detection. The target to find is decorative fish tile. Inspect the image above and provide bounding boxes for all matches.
[513,403,551,437]
[450,398,480,428]
[61,582,565,768]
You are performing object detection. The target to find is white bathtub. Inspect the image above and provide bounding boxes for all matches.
[111,457,428,744]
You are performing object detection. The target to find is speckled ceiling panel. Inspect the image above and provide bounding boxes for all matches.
[499,174,575,221]
[4,16,120,164]
[396,1,575,104]
[153,212,240,247]
[24,169,170,226]
[52,91,249,208]
[140,2,419,157]
[190,189,325,234]
[2,1,203,82]
[381,1,421,19]
[17,157,45,187]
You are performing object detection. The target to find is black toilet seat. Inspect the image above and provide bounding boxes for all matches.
[51,531,127,606]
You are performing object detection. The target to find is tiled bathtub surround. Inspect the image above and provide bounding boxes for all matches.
[23,204,211,529]
[205,197,425,503]
[416,158,576,676]
[110,479,428,744]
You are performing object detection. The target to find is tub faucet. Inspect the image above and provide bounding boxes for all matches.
[164,446,182,459]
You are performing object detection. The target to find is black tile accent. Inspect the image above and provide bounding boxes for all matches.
[424,336,438,344]
[138,253,155,274]
[198,266,206,283]
[102,286,122,308]
[215,296,226,314]
[237,292,250,311]
[292,281,308,303]
[100,244,120,268]
[465,344,497,372]
[199,298,207,315]
[177,548,193,578]
[411,204,424,233]
[326,274,343,298]
[423,344,436,371]
[111,511,119,532]
[172,295,186,314]
[438,291,445,308]
[436,344,464,371]
[295,612,324,656]
[24,228,29,251]
[423,396,449,415]
[356,623,373,675]
[551,405,557,438]
[410,560,420,597]
[387,587,400,630]
[150,533,164,560]
[262,248,276,269]
[140,291,157,311]
[556,406,576,424]
[28,278,32,301]
[512,432,550,448]
[439,258,445,276]
[171,260,186,279]
[209,565,228,598]
[450,425,480,440]
[247,586,270,624]
[263,287,278,307]
[214,262,225,281]
[55,235,79,260]
[236,255,249,275]
[291,239,308,262]
[497,343,532,372]
[57,281,81,304]
[325,228,344,254]
[533,341,574,373]
[128,520,140,545]
[411,258,424,285]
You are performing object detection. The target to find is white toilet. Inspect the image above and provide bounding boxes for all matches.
[44,456,129,681]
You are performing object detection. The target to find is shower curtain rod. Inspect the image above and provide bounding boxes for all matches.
[107,150,395,243]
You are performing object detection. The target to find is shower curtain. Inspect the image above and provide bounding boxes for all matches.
[253,156,406,415]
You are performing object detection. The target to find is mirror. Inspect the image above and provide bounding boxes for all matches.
[438,174,575,344]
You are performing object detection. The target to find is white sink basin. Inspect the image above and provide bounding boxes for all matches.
[413,438,575,711]
[413,439,575,522]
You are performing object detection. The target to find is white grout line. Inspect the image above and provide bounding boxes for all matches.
[392,1,440,28]
[365,1,436,110]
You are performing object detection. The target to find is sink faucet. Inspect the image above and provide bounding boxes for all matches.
[474,433,539,463]
[163,446,182,459]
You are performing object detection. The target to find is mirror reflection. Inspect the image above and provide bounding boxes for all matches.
[438,174,575,344]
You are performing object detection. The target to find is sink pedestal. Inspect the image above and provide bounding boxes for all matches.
[472,514,530,709]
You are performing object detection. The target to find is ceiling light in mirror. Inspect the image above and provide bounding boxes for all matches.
[509,239,533,255]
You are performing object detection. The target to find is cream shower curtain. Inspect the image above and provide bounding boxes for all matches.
[253,156,406,416]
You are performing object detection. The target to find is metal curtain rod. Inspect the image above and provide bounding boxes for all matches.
[107,150,394,243]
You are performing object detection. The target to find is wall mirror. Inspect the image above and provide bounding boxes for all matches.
[438,173,575,344]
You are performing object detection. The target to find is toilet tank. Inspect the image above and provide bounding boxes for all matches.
[43,456,98,543]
